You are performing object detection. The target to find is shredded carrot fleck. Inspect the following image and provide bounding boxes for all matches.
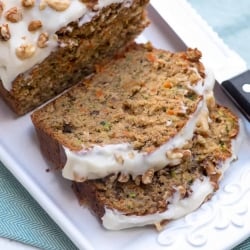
[95,64,105,73]
[146,52,156,62]
[163,81,173,88]
[167,109,175,115]
[95,89,103,97]
[122,130,133,138]
[150,87,157,93]
[80,108,87,112]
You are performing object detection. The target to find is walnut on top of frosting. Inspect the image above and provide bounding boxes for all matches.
[16,42,36,60]
[39,0,47,10]
[142,168,154,184]
[28,20,42,32]
[45,0,71,11]
[0,23,10,41]
[5,7,23,23]
[0,1,4,17]
[118,173,130,183]
[37,32,49,48]
[21,0,35,8]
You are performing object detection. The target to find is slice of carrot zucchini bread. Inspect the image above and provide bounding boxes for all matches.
[72,104,241,230]
[0,0,149,115]
[31,43,215,182]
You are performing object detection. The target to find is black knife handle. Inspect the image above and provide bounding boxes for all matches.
[221,70,250,121]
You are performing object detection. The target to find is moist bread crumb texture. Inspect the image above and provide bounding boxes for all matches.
[0,0,149,115]
[32,44,205,152]
[31,43,241,230]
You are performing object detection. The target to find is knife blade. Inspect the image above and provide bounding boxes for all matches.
[150,0,250,120]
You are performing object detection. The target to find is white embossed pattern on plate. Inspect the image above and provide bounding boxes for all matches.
[157,136,250,250]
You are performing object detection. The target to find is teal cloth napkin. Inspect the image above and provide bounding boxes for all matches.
[234,242,250,250]
[188,1,250,249]
[0,161,77,250]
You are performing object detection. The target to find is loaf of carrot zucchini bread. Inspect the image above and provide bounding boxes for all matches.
[0,0,149,115]
[31,43,242,230]
[31,43,215,181]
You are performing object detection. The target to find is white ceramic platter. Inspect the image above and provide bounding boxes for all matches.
[0,4,250,250]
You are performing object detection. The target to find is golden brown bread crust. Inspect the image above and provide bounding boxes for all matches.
[73,179,106,219]
[33,125,67,170]
[0,0,149,115]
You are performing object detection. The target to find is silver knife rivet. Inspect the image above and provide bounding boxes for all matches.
[242,83,250,93]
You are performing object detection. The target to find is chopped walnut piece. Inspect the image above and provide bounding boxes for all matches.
[21,0,35,8]
[45,0,71,11]
[154,222,163,231]
[108,174,118,183]
[186,48,202,62]
[128,151,135,159]
[16,42,36,60]
[73,172,86,182]
[162,190,171,200]
[154,220,169,231]
[189,72,201,84]
[196,134,206,145]
[0,1,4,16]
[206,92,216,110]
[176,185,187,198]
[114,154,124,164]
[39,0,47,10]
[166,149,184,160]
[5,7,22,23]
[28,20,42,32]
[209,180,219,191]
[118,173,130,183]
[203,161,222,190]
[196,111,210,135]
[37,32,49,48]
[134,175,141,185]
[52,33,58,42]
[142,168,154,184]
[0,23,10,41]
[204,161,217,176]
[181,149,192,160]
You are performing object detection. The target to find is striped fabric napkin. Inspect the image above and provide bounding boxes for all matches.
[0,161,77,250]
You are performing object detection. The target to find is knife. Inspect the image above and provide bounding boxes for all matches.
[150,0,250,120]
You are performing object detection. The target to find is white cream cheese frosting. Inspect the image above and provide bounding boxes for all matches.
[101,117,244,230]
[102,177,214,230]
[0,0,132,90]
[62,69,215,181]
